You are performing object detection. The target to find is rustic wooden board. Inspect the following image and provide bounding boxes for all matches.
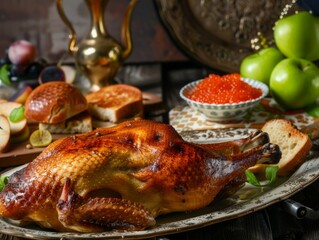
[0,128,72,168]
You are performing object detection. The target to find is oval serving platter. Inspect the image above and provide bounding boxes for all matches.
[0,128,318,239]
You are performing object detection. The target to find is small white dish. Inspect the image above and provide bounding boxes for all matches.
[179,78,269,122]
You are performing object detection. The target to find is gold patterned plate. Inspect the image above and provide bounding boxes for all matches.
[0,128,319,239]
[156,0,301,72]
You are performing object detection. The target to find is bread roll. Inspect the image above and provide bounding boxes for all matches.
[248,119,312,176]
[86,84,143,123]
[25,82,88,124]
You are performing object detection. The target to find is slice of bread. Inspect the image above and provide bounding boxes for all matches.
[248,119,312,176]
[39,111,92,134]
[86,84,143,123]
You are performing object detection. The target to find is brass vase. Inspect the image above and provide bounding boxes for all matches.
[56,0,138,92]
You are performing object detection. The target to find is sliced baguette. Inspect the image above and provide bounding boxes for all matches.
[86,84,143,123]
[248,119,312,176]
[39,111,92,134]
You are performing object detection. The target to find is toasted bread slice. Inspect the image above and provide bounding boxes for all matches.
[39,111,92,134]
[86,84,143,123]
[248,119,312,176]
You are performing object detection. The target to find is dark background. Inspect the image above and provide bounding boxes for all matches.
[0,0,187,65]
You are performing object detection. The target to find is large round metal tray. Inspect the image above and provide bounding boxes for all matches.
[155,0,301,72]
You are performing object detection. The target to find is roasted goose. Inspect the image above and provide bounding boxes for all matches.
[0,119,280,232]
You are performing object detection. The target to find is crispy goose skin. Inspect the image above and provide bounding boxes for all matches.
[0,119,280,232]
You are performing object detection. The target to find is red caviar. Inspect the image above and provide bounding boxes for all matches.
[188,73,262,104]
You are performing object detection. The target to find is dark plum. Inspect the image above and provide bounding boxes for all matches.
[38,65,65,84]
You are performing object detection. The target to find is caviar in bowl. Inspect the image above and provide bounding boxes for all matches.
[179,74,269,122]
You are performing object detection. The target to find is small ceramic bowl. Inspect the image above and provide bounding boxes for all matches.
[179,78,269,122]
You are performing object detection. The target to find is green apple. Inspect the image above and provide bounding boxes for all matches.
[274,11,319,61]
[270,58,319,110]
[240,47,284,85]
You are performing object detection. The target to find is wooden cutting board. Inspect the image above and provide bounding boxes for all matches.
[0,126,72,168]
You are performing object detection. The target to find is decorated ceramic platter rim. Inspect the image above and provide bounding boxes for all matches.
[0,128,319,239]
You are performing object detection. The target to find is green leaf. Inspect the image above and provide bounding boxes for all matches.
[0,176,8,192]
[9,105,25,123]
[265,165,279,186]
[245,170,261,187]
[0,64,11,85]
[245,165,279,187]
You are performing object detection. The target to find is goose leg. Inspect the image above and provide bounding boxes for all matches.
[198,130,270,156]
[56,178,156,233]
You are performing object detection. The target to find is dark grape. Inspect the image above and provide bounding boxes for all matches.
[10,64,26,80]
[26,61,45,79]
[9,64,26,80]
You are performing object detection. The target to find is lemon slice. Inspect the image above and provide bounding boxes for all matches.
[29,129,52,147]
